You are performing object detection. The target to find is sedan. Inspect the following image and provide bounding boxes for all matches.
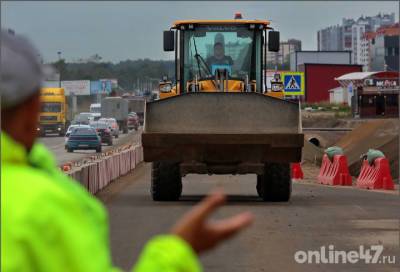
[66,127,102,153]
[90,121,113,146]
[127,112,139,131]
[64,124,91,149]
[99,118,120,138]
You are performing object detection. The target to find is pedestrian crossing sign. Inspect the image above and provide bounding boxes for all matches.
[282,72,304,95]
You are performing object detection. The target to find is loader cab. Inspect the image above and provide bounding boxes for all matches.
[161,18,280,98]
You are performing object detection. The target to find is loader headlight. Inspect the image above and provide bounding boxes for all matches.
[160,84,172,93]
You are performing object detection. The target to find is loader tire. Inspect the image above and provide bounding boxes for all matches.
[151,162,182,201]
[256,163,291,202]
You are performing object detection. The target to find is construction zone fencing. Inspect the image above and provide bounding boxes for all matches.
[291,163,304,180]
[313,151,395,191]
[356,158,395,190]
[65,144,143,195]
[317,154,352,186]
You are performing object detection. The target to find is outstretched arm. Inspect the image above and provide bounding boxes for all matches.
[133,190,254,272]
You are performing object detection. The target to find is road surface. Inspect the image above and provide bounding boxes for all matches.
[39,129,141,165]
[98,163,400,272]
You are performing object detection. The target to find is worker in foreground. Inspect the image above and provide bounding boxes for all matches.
[1,29,253,271]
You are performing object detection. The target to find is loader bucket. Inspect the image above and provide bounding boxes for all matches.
[142,92,303,175]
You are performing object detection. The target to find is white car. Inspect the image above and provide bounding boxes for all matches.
[73,112,97,125]
[64,124,91,149]
[99,118,120,138]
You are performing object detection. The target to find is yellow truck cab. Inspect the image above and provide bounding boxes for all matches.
[158,15,285,99]
[38,87,67,136]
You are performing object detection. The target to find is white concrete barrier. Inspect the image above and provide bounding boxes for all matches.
[66,144,143,195]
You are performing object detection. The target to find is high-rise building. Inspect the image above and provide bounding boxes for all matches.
[317,25,343,51]
[317,13,396,67]
[266,39,302,67]
[360,33,372,71]
[369,23,399,71]
[367,12,396,31]
[342,18,355,51]
[351,23,367,66]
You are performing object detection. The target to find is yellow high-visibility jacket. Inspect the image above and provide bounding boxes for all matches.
[1,132,201,272]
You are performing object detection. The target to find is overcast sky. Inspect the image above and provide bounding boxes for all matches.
[1,1,398,63]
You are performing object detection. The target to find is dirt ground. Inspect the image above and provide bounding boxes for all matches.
[301,111,399,181]
[101,163,400,272]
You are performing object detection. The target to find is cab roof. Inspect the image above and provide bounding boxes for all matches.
[173,19,270,28]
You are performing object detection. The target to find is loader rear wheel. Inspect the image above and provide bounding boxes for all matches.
[151,162,182,201]
[256,163,291,202]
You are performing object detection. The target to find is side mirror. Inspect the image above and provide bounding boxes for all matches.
[163,30,175,51]
[268,31,280,52]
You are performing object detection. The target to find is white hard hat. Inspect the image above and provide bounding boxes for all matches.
[214,33,225,45]
[1,29,53,109]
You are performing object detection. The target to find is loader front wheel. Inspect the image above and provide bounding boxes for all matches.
[151,162,182,201]
[256,163,291,202]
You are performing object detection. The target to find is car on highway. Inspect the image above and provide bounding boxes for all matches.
[66,126,102,153]
[127,112,140,131]
[90,121,113,146]
[64,124,91,149]
[73,112,97,125]
[99,118,120,138]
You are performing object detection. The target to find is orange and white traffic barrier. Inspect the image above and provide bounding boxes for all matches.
[291,163,304,180]
[356,158,395,190]
[317,154,352,186]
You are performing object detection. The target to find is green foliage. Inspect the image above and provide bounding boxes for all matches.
[51,59,175,90]
[302,101,351,113]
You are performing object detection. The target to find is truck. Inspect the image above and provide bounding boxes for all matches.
[126,97,145,125]
[89,103,102,120]
[73,112,96,125]
[101,97,129,133]
[38,87,67,136]
[142,15,303,202]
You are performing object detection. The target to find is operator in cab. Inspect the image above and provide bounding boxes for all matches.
[206,34,234,69]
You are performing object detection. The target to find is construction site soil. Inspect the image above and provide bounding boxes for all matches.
[301,111,399,181]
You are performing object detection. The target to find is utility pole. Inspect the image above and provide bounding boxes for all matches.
[57,51,62,87]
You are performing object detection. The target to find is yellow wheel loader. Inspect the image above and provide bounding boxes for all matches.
[142,16,303,201]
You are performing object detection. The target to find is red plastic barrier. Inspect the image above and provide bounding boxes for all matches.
[356,158,394,190]
[317,154,352,186]
[291,163,304,180]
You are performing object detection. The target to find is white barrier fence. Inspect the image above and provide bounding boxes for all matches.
[66,144,143,195]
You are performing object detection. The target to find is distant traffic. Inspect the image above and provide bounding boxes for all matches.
[38,87,146,154]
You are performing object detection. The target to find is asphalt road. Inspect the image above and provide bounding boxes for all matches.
[98,163,400,272]
[39,129,141,165]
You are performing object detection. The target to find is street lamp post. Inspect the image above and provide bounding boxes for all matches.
[57,51,62,87]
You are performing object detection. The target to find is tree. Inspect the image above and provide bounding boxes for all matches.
[50,58,175,90]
